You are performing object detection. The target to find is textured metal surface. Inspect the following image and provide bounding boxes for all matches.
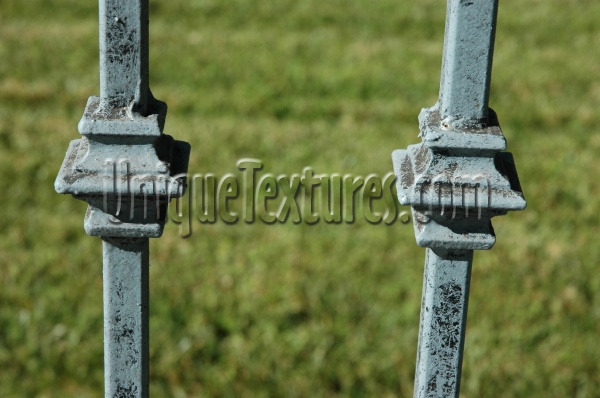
[99,0,149,112]
[55,0,190,239]
[392,0,525,252]
[391,108,525,251]
[390,1,525,397]
[54,0,189,396]
[439,0,498,128]
[414,249,472,398]
[103,238,149,398]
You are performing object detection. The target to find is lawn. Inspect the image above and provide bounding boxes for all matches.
[1,0,599,396]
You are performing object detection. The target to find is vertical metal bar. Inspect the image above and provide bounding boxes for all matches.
[392,0,525,395]
[390,1,525,397]
[439,0,498,126]
[99,0,150,112]
[103,238,149,397]
[56,0,189,395]
[413,2,498,395]
[414,249,473,398]
[99,1,151,396]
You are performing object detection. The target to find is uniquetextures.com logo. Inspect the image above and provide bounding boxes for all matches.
[172,159,405,225]
[102,159,410,232]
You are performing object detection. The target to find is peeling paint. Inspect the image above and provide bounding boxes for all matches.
[54,1,189,396]
[391,1,525,397]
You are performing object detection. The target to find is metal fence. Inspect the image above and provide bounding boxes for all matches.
[55,0,525,396]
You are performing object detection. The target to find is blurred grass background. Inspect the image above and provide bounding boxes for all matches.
[1,0,599,396]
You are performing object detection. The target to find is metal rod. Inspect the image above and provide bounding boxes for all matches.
[103,238,149,397]
[414,248,473,398]
[390,1,525,396]
[98,2,152,395]
[56,0,189,394]
[439,0,498,126]
[99,0,150,113]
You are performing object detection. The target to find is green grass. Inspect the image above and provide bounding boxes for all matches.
[1,0,600,396]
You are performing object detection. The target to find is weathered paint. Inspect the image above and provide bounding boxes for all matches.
[414,249,472,397]
[54,0,189,396]
[391,1,525,397]
[103,238,149,398]
[439,0,498,128]
[99,0,150,113]
[55,0,190,239]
